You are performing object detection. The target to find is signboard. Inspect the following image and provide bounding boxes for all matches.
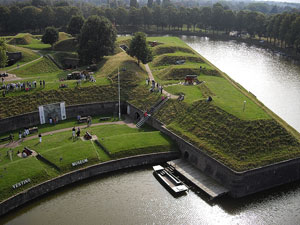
[72,159,88,167]
[12,178,31,189]
[38,102,67,124]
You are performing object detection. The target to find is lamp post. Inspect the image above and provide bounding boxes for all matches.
[118,67,121,120]
[243,100,246,112]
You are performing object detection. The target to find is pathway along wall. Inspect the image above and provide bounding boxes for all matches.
[0,101,127,134]
[0,152,179,217]
[127,103,300,198]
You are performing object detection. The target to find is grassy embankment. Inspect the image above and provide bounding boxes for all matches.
[0,124,176,201]
[0,35,163,119]
[148,36,300,171]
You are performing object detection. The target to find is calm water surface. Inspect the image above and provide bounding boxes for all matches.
[1,167,300,225]
[2,37,300,225]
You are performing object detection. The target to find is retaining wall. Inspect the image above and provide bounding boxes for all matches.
[0,101,126,134]
[127,102,300,198]
[0,151,179,217]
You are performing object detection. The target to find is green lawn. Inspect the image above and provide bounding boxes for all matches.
[0,123,177,201]
[100,131,175,158]
[165,85,203,104]
[200,75,270,120]
[0,157,53,201]
[18,38,51,50]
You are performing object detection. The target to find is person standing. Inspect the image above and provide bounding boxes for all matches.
[76,128,81,138]
[72,127,76,140]
[38,133,42,143]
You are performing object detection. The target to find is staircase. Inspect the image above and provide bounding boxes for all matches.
[136,97,169,128]
[136,115,150,128]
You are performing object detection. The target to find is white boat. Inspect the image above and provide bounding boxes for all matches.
[153,165,188,195]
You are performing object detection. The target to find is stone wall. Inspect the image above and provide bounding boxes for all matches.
[0,152,179,217]
[126,102,300,198]
[0,102,126,134]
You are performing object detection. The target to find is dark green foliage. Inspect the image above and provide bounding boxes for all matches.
[78,15,116,65]
[127,32,153,65]
[42,26,59,48]
[67,15,85,37]
[0,38,7,67]
[155,100,300,171]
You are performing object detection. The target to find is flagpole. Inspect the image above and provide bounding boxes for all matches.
[118,67,121,120]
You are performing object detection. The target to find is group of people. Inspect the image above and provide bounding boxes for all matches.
[49,116,59,125]
[146,78,163,94]
[72,127,81,140]
[19,128,30,139]
[1,80,46,97]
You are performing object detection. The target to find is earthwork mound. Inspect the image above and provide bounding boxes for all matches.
[7,34,33,45]
[158,67,200,80]
[153,54,204,66]
[152,45,195,55]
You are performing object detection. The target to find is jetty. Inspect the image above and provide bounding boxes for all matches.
[168,159,228,199]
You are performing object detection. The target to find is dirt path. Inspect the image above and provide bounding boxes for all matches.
[144,64,178,99]
[1,52,43,82]
[0,120,136,149]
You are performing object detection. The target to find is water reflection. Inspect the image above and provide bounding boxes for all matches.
[182,36,300,132]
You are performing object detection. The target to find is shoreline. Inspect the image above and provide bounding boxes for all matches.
[118,29,300,62]
[0,151,179,217]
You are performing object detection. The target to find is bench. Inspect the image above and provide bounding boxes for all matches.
[29,127,38,134]
[0,136,12,143]
[78,117,88,123]
[99,117,111,121]
[84,132,92,140]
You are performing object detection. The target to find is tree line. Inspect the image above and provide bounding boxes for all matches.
[1,1,300,52]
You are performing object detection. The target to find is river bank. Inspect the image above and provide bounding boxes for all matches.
[118,29,300,62]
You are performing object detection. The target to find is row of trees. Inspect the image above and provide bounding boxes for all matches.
[1,2,300,51]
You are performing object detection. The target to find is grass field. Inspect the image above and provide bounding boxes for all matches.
[165,85,203,104]
[0,123,176,201]
[100,131,175,158]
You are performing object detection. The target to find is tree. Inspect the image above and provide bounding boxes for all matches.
[115,7,128,26]
[0,6,10,32]
[0,38,7,68]
[147,0,153,8]
[130,0,138,8]
[42,26,59,48]
[78,15,116,65]
[39,6,54,31]
[68,15,85,37]
[21,6,41,32]
[141,6,152,29]
[127,32,153,66]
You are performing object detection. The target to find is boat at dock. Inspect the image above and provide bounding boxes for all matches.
[153,165,188,195]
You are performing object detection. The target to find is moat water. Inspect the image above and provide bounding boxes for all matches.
[1,37,300,225]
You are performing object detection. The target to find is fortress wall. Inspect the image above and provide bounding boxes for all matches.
[0,102,125,134]
[0,152,179,217]
[127,103,300,198]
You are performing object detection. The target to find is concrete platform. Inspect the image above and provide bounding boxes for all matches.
[168,159,228,199]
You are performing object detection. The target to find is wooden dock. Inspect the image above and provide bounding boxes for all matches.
[168,159,229,199]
